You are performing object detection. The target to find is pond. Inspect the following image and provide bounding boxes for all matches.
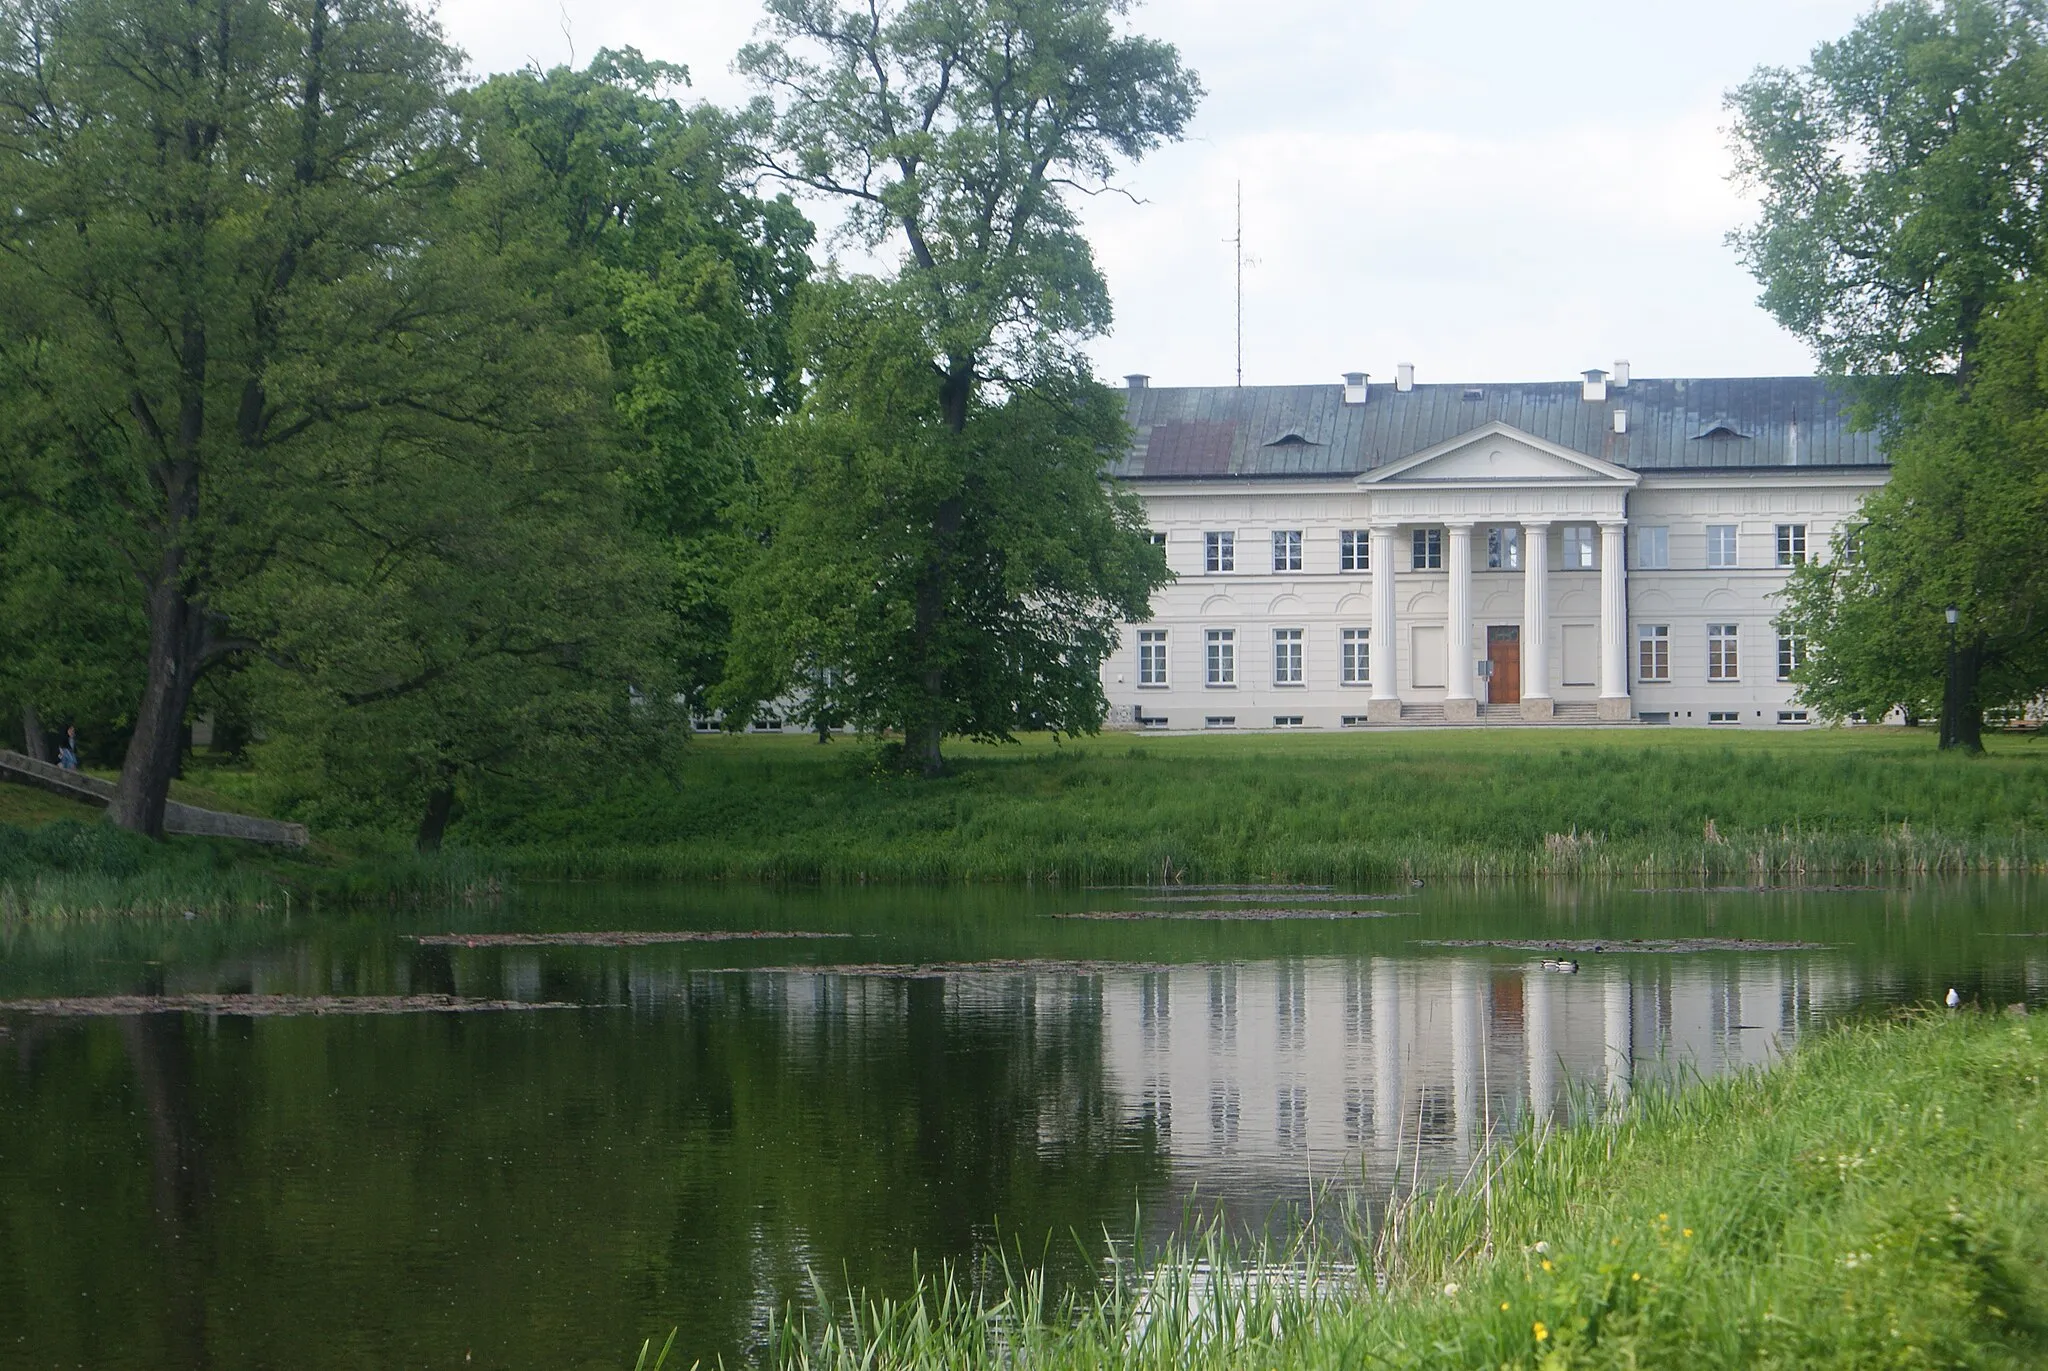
[1,878,2042,1369]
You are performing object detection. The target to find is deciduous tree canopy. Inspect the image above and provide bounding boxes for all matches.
[725,0,1196,773]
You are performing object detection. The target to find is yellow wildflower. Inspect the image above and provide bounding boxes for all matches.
[1683,1228,1694,1238]
[1533,1321,1550,1342]
[1541,1259,1553,1272]
[1501,1302,1511,1311]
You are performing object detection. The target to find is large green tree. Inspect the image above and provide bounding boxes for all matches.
[0,0,664,836]
[1776,287,2048,747]
[456,52,814,705]
[725,0,1197,774]
[717,280,1163,756]
[1728,0,2048,747]
[0,0,466,834]
[1727,0,2048,382]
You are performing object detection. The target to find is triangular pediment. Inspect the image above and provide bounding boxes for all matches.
[1358,421,1638,486]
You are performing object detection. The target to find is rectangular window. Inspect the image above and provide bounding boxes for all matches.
[752,715,783,732]
[1204,716,1236,729]
[1205,629,1235,686]
[1840,526,1864,563]
[1487,526,1522,570]
[1272,529,1302,572]
[1137,711,1169,730]
[1637,624,1670,682]
[1145,531,1167,548]
[1137,629,1168,687]
[1708,710,1740,725]
[1340,714,1370,727]
[1777,634,1804,681]
[1776,524,1807,567]
[1708,624,1740,681]
[1272,628,1303,685]
[691,715,719,733]
[1272,715,1304,728]
[1204,531,1235,573]
[1637,526,1670,570]
[1706,525,1737,569]
[1562,525,1596,569]
[1777,710,1810,725]
[1339,529,1370,572]
[1340,627,1370,685]
[1412,527,1442,570]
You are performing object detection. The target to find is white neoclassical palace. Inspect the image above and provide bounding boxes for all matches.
[1101,364,1886,729]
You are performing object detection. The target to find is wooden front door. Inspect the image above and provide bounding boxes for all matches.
[1486,626,1521,705]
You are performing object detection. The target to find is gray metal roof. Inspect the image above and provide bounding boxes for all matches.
[1110,376,1885,480]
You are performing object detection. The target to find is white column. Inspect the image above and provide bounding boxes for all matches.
[1598,519,1630,720]
[1371,958,1400,1155]
[1524,966,1554,1127]
[1520,521,1552,720]
[1368,524,1400,723]
[1450,958,1481,1161]
[1444,522,1476,721]
[1603,971,1634,1109]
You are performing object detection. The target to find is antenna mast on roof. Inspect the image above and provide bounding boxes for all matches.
[1230,182,1244,386]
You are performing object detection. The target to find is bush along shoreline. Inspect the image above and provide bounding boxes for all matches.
[738,1008,2048,1371]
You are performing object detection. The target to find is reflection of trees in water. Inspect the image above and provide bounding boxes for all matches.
[0,972,1169,1371]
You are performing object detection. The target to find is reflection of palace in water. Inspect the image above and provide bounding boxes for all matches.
[1094,955,1854,1185]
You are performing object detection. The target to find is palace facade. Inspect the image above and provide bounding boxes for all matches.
[1100,365,1886,730]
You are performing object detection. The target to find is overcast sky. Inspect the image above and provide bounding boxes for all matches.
[434,0,1871,387]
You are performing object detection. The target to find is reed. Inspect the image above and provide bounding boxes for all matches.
[0,819,506,922]
[708,1009,2048,1370]
[469,728,2048,884]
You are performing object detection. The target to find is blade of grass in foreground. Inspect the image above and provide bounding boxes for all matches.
[680,1009,2047,1369]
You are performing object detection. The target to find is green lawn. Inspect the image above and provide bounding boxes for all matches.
[460,726,2048,883]
[756,1009,2048,1371]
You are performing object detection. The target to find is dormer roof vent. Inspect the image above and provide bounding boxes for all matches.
[1581,368,1608,402]
[1613,359,1631,388]
[1265,431,1316,447]
[1693,422,1748,441]
[1396,362,1415,392]
[1125,373,1150,391]
[1342,371,1368,405]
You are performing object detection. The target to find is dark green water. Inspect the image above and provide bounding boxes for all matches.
[0,879,2042,1370]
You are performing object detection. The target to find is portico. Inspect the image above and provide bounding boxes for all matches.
[1353,422,1638,723]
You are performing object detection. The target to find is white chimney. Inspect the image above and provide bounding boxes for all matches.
[1396,362,1415,392]
[1125,373,1149,391]
[1613,359,1631,388]
[1612,408,1628,435]
[1342,371,1369,405]
[1582,368,1608,402]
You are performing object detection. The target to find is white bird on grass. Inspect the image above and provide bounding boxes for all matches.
[1946,987,1961,1009]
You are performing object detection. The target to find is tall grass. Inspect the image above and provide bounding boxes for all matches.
[728,1010,2048,1370]
[469,729,2048,884]
[0,818,507,922]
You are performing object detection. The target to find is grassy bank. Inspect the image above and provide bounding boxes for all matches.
[748,1008,2048,1370]
[465,728,2048,884]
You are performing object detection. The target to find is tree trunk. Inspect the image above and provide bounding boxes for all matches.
[899,361,977,780]
[908,718,945,778]
[416,784,457,853]
[21,702,49,763]
[1940,638,1986,755]
[109,571,208,838]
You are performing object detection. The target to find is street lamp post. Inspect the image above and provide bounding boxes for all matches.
[1942,606,1960,750]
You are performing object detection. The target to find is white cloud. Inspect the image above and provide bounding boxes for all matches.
[431,0,1876,385]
